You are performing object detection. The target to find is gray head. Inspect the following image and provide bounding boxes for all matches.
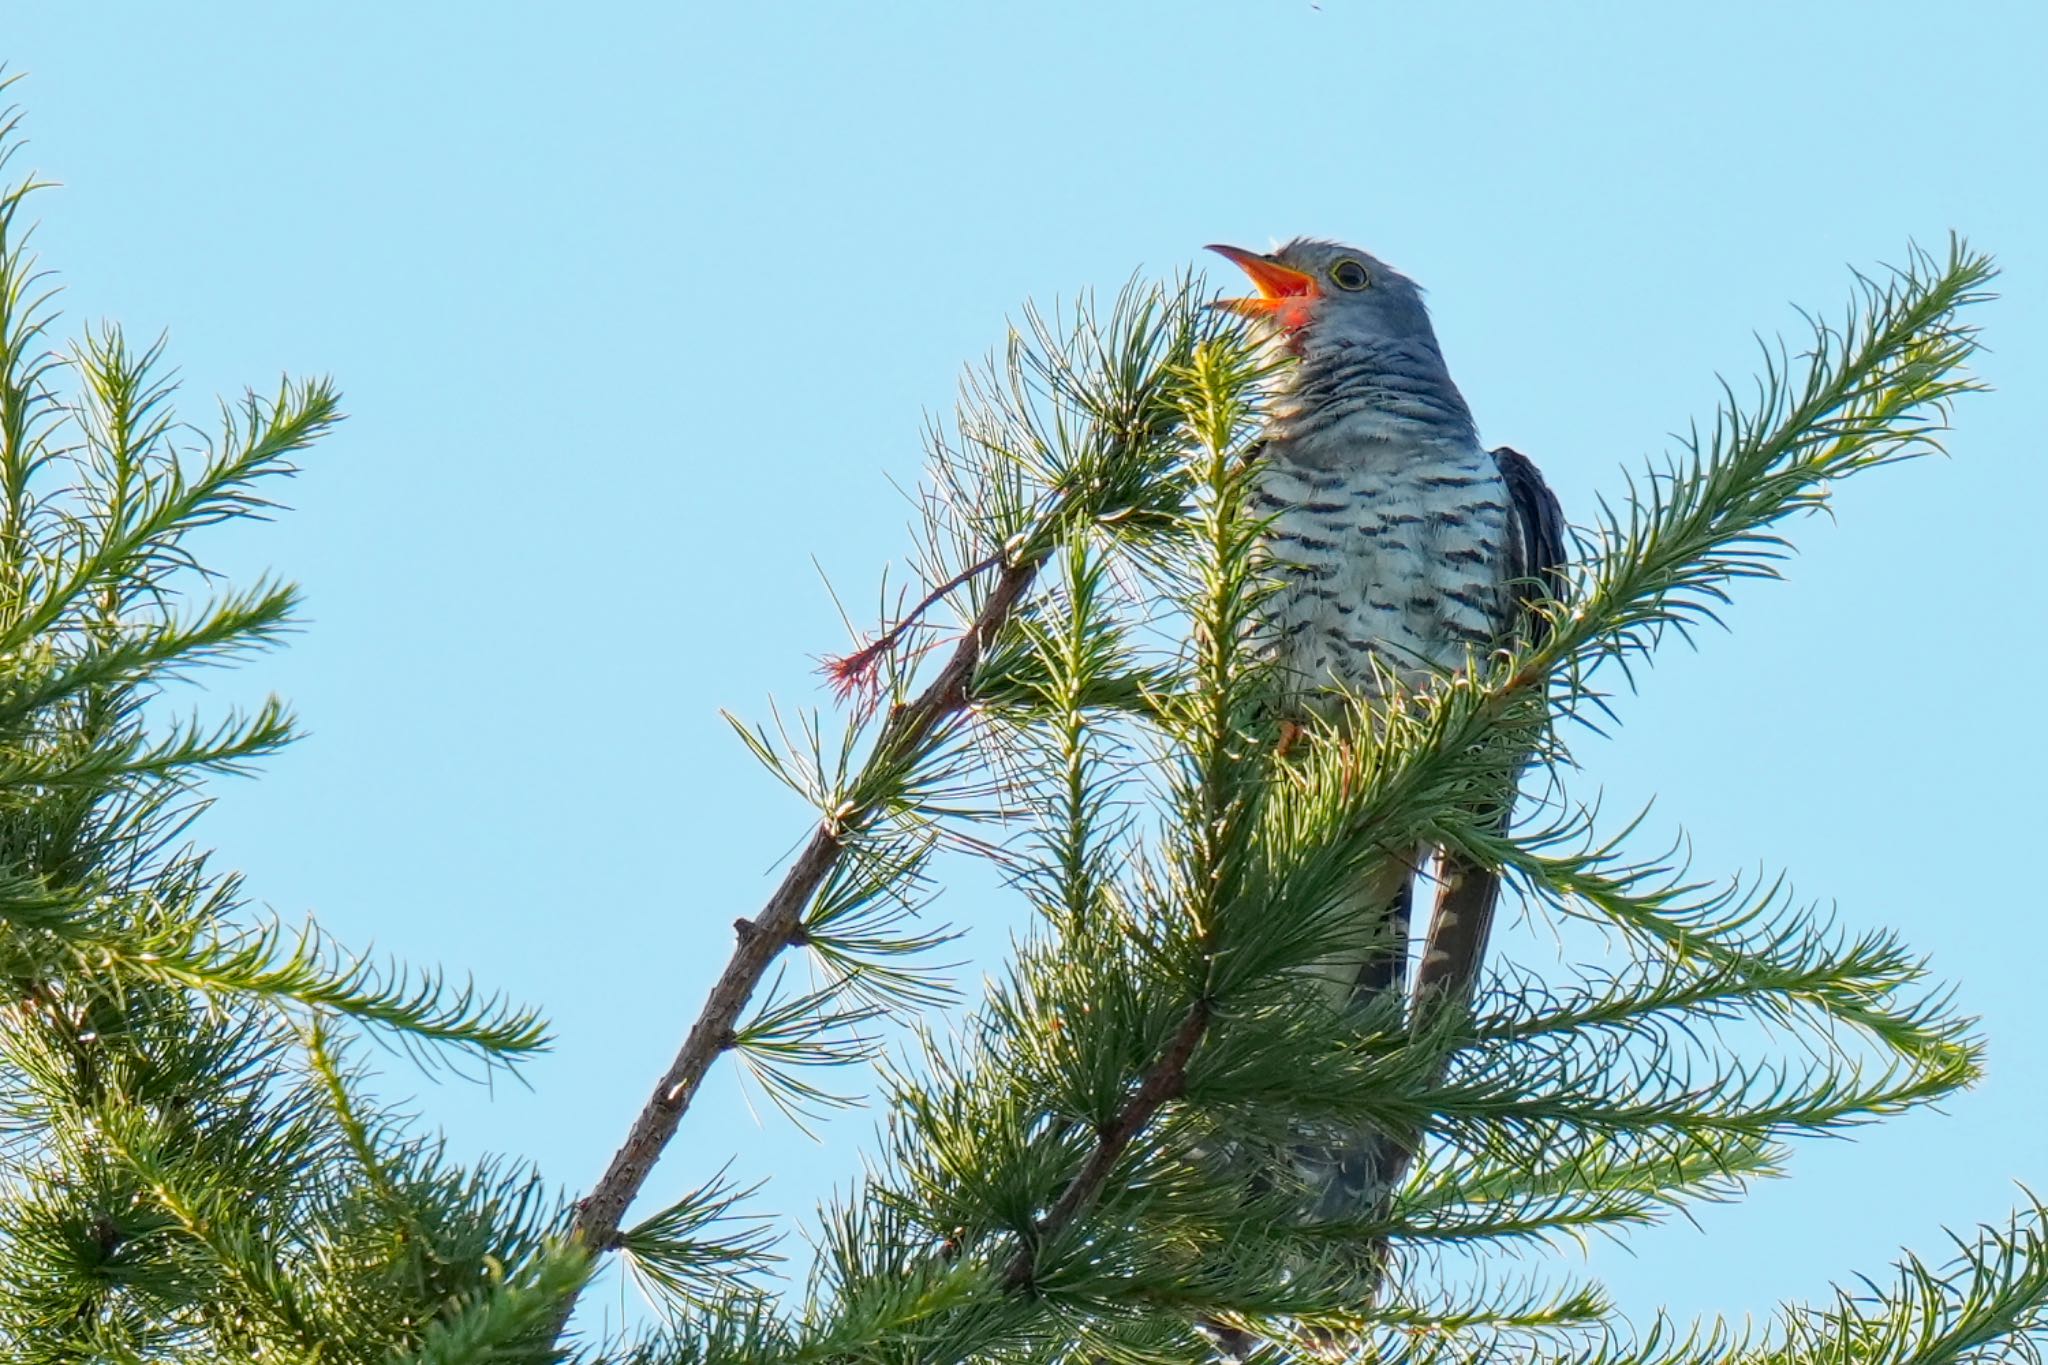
[1207,237,1443,361]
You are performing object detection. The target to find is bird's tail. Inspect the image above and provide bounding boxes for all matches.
[1307,852,1508,1358]
[1200,847,1508,1361]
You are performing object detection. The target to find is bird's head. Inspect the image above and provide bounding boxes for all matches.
[1206,238,1438,357]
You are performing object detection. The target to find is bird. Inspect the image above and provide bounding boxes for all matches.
[1202,238,1567,1352]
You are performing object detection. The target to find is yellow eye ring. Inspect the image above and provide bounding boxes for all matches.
[1329,259,1371,291]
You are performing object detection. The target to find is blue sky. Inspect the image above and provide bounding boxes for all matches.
[8,0,2046,1340]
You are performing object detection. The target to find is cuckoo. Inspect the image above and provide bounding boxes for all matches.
[1205,238,1567,1351]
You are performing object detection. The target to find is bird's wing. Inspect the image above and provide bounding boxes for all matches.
[1406,448,1567,1019]
[1411,448,1567,997]
[1492,445,1568,644]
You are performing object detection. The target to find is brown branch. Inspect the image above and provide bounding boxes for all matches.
[1002,996,1212,1294]
[557,555,1039,1315]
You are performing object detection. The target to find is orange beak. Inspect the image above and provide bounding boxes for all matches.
[1206,244,1320,324]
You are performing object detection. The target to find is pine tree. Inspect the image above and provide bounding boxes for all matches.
[0,87,584,1363]
[1,83,2040,1364]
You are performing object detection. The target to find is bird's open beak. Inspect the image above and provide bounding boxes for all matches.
[1206,244,1320,320]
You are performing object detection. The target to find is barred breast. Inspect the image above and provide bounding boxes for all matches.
[1254,432,1512,708]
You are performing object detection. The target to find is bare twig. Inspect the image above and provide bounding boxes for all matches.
[823,547,1009,700]
[556,555,1039,1322]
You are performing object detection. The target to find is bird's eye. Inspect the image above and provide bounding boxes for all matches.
[1329,259,1371,291]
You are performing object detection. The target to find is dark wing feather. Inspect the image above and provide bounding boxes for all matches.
[1492,445,1568,644]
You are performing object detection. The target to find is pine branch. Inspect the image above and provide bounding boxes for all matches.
[0,93,586,1361]
[556,278,1217,1346]
[1001,994,1211,1292]
[566,553,1037,1258]
[396,1240,594,1365]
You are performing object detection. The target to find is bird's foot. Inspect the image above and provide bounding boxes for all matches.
[1276,718,1304,760]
